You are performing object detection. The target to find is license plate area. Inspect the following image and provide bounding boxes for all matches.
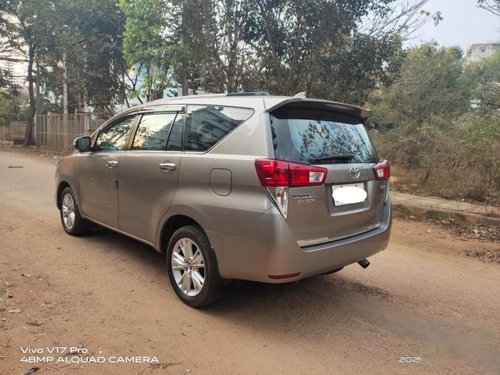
[331,183,367,206]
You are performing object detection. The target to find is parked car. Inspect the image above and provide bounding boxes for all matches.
[56,93,392,307]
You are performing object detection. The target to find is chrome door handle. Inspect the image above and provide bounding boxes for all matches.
[106,160,119,168]
[158,161,176,171]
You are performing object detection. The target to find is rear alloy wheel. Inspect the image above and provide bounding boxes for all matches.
[166,226,223,307]
[59,187,88,236]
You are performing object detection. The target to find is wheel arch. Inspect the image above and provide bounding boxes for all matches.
[56,181,72,209]
[159,214,204,254]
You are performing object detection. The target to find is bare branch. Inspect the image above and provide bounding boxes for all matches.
[361,0,441,40]
[477,0,500,17]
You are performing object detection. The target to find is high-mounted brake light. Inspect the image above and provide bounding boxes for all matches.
[373,160,390,181]
[255,159,327,187]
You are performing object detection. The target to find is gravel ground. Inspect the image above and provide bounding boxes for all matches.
[1,150,499,375]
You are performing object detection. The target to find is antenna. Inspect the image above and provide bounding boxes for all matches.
[293,92,307,98]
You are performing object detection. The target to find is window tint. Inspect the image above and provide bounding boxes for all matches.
[270,112,378,164]
[166,113,185,151]
[184,106,254,151]
[132,113,176,150]
[95,116,135,151]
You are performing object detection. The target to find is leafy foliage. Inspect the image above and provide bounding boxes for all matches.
[246,0,404,103]
[119,0,181,101]
[369,44,471,129]
[1,0,127,142]
[371,45,500,203]
[465,51,500,111]
[120,0,415,104]
[0,0,58,144]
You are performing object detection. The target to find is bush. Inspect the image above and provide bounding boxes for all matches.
[372,112,500,204]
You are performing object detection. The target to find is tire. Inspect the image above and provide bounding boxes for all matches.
[166,225,224,307]
[59,187,88,236]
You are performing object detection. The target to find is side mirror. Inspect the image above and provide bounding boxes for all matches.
[73,136,91,152]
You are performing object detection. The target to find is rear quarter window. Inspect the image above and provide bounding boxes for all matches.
[184,105,254,151]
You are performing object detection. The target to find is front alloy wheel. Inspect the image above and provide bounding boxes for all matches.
[61,193,76,231]
[59,187,88,236]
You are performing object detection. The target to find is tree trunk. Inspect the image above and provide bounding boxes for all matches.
[23,44,36,147]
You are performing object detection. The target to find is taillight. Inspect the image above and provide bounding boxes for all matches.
[255,159,327,187]
[254,159,289,187]
[373,160,390,181]
[255,159,327,220]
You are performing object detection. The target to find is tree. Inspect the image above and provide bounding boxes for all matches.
[370,44,471,128]
[1,0,127,140]
[119,0,181,102]
[0,65,22,126]
[225,0,406,103]
[362,0,442,39]
[0,0,58,145]
[367,44,473,175]
[52,0,128,112]
[121,0,433,104]
[465,51,500,111]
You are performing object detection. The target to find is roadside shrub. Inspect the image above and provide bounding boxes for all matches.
[372,112,500,204]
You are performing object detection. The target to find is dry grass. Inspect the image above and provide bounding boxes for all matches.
[390,164,500,205]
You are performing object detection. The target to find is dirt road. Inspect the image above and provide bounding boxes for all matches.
[0,151,499,375]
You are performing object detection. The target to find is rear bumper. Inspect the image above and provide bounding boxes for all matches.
[208,198,392,283]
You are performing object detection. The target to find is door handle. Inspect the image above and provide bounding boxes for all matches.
[106,160,119,168]
[158,161,176,171]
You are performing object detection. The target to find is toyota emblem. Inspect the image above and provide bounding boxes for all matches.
[350,166,361,179]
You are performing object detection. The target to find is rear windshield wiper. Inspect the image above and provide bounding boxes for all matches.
[310,154,354,164]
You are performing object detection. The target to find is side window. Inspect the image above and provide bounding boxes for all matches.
[95,116,135,151]
[166,113,185,151]
[132,113,177,150]
[184,105,254,151]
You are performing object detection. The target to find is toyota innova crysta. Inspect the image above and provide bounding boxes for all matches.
[56,93,392,307]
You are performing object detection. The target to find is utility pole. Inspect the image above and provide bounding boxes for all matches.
[63,53,69,150]
[35,63,41,147]
[63,53,68,116]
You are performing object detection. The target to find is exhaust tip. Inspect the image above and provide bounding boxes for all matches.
[358,259,370,269]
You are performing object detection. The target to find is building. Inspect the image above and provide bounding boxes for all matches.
[465,42,500,63]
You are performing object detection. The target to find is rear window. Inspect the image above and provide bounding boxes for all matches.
[270,109,378,164]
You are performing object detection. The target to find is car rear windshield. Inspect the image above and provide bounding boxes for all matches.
[270,108,378,165]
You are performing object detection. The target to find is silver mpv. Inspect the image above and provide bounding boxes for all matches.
[56,93,392,307]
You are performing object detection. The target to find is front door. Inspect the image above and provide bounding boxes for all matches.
[79,115,137,228]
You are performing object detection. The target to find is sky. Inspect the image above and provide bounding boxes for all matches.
[409,0,500,53]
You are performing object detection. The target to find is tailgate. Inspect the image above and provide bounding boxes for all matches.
[268,100,389,245]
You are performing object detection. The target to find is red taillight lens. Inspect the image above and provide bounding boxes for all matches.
[373,160,390,181]
[255,159,327,187]
[255,159,289,186]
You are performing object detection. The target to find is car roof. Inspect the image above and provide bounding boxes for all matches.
[119,93,370,121]
[148,93,287,110]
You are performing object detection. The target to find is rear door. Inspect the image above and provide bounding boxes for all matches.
[117,111,184,243]
[269,104,388,246]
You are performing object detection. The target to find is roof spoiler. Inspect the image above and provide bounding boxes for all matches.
[266,97,371,122]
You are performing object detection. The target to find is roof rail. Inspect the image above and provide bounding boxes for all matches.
[226,92,270,96]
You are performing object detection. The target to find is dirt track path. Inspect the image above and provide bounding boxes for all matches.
[0,151,499,375]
